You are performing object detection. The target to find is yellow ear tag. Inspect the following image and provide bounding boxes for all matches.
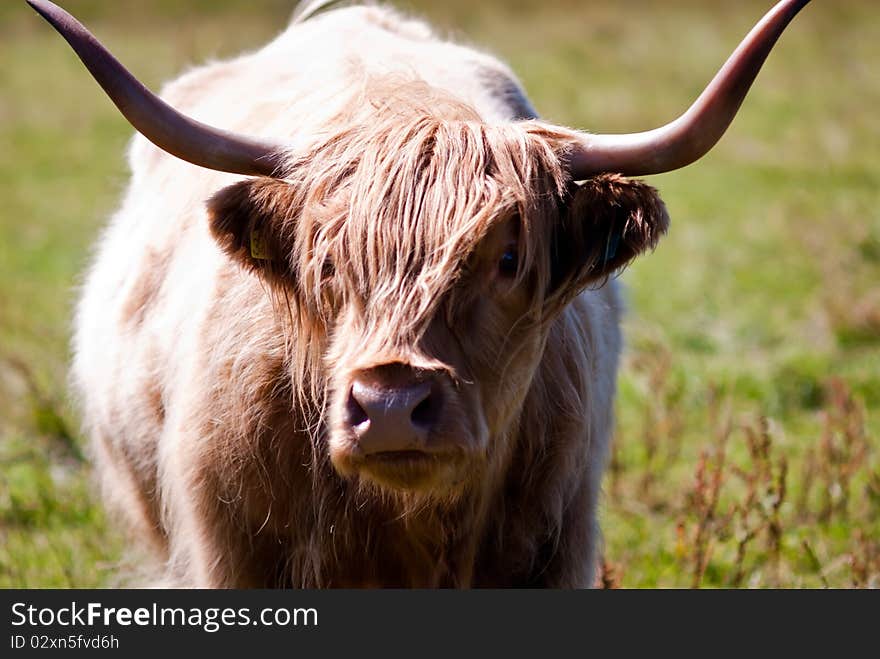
[250,227,271,260]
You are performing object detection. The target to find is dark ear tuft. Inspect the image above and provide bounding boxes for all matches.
[549,173,669,302]
[207,178,300,276]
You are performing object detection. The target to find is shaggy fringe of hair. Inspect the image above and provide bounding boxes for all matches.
[272,77,578,401]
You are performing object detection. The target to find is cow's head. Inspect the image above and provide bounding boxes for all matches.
[205,96,670,494]
[30,0,811,495]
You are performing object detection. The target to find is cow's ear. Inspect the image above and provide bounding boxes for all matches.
[547,173,669,304]
[207,178,300,275]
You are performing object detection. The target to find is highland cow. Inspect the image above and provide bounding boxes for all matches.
[30,0,810,587]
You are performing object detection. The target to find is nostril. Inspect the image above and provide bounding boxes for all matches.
[346,387,369,428]
[411,386,442,430]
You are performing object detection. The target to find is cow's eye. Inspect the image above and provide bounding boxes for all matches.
[498,247,518,278]
[322,256,334,280]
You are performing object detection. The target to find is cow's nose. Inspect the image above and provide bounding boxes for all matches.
[346,373,444,455]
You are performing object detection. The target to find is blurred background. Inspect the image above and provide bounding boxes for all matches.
[0,0,877,587]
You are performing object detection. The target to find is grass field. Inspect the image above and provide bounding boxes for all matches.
[1,0,877,588]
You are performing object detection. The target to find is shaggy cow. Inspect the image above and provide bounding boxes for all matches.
[30,0,810,587]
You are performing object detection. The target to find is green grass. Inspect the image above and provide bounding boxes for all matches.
[1,0,877,588]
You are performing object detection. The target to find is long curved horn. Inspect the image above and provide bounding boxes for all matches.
[27,0,284,177]
[569,0,811,179]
